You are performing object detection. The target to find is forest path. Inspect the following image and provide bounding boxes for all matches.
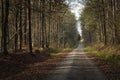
[46,44,106,80]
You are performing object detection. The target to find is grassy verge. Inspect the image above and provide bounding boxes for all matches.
[84,47,120,66]
[48,48,62,54]
[48,44,78,54]
[25,44,78,56]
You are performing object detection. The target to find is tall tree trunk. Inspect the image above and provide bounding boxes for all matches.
[19,1,23,50]
[28,0,32,53]
[2,0,9,54]
[24,6,27,45]
[47,0,52,48]
[1,0,4,52]
[41,0,45,48]
[15,10,18,51]
[113,0,118,44]
[101,0,107,45]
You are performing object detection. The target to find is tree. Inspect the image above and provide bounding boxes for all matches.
[2,0,10,54]
[80,0,120,46]
[0,0,79,54]
[28,0,32,53]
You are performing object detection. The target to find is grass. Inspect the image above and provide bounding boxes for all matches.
[84,47,120,66]
[34,47,74,55]
[49,48,61,54]
[48,44,78,54]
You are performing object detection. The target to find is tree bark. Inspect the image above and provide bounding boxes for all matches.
[28,0,33,53]
[2,0,9,54]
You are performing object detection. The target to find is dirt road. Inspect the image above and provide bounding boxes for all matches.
[47,44,106,80]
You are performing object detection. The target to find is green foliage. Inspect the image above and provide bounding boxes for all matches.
[49,48,61,54]
[84,47,120,66]
[61,11,79,48]
[80,3,99,45]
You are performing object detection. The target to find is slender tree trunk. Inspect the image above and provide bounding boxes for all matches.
[24,6,27,45]
[19,1,23,50]
[15,11,18,51]
[2,0,9,54]
[113,0,118,44]
[41,0,45,48]
[1,0,4,52]
[28,0,32,53]
[47,0,52,48]
[101,0,107,45]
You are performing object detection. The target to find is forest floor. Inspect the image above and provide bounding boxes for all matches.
[0,50,70,80]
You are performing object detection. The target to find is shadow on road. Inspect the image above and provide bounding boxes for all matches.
[46,44,106,80]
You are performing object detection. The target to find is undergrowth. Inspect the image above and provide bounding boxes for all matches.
[84,45,120,66]
[34,45,77,55]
